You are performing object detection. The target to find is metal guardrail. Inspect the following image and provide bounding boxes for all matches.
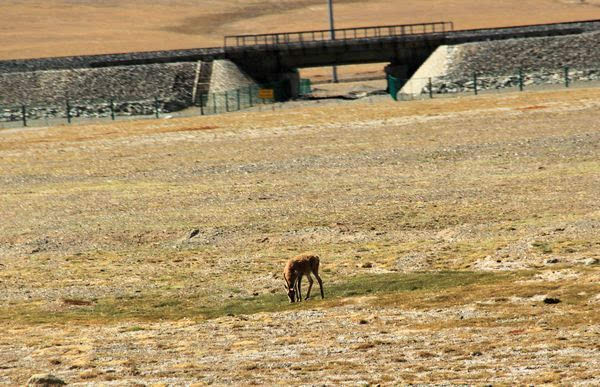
[224,21,454,48]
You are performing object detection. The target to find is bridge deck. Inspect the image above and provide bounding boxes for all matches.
[224,22,454,48]
[224,18,600,52]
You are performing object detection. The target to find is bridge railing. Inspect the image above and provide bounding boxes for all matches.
[224,21,454,48]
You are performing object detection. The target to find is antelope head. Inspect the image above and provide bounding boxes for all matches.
[283,277,296,303]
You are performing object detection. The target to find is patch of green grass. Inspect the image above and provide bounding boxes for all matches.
[331,271,507,296]
[200,271,511,319]
[554,239,596,254]
[1,271,521,325]
[532,241,553,254]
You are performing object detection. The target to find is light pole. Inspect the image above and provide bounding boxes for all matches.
[328,0,339,83]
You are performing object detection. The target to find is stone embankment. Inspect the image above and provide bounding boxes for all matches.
[0,47,228,121]
[0,59,264,121]
[1,62,196,106]
[0,62,198,121]
[428,31,600,94]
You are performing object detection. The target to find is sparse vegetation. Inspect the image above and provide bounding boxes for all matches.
[1,88,599,384]
[0,271,518,324]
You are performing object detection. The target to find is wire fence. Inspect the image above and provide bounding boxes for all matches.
[0,96,165,130]
[388,66,600,101]
[196,83,282,115]
[6,65,598,130]
[0,79,312,130]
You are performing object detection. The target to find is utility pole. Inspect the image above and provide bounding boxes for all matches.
[328,0,339,83]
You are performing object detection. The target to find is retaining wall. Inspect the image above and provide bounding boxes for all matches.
[428,31,600,94]
[399,45,450,96]
[0,62,201,122]
[448,31,600,76]
[202,60,260,112]
[209,60,258,93]
[0,48,223,119]
[0,62,196,105]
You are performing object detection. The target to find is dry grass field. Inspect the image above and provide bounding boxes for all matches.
[1,87,599,384]
[1,0,600,61]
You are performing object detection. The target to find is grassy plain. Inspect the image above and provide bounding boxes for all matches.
[1,0,599,60]
[1,88,599,384]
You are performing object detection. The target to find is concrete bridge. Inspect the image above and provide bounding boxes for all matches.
[222,19,600,97]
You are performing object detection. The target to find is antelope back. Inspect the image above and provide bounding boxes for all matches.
[291,254,319,275]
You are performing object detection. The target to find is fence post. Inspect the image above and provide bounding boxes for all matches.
[154,97,160,118]
[22,105,27,127]
[110,98,115,120]
[213,93,217,114]
[66,100,71,124]
[519,68,524,91]
[249,86,253,107]
[473,73,478,95]
[199,92,204,115]
[225,91,229,112]
[428,77,433,99]
[564,66,570,88]
[237,89,241,111]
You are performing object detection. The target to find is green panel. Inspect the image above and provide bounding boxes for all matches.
[388,75,399,101]
[299,79,312,96]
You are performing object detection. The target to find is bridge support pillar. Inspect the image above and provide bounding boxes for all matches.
[254,69,300,100]
[233,61,300,101]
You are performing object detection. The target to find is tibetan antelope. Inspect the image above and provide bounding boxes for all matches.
[283,253,324,303]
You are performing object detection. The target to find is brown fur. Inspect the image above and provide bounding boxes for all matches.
[283,253,324,303]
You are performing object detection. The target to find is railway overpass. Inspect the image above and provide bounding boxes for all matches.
[1,19,600,102]
[221,19,600,97]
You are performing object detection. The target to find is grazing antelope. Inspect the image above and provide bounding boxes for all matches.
[283,253,324,303]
